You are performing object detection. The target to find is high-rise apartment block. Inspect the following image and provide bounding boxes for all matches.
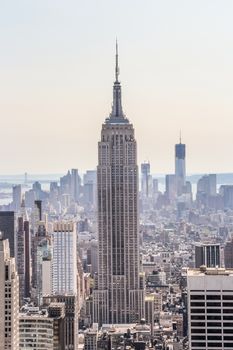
[0,237,19,350]
[52,222,77,295]
[93,43,144,325]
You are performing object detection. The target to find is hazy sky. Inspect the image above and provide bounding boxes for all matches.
[1,0,233,175]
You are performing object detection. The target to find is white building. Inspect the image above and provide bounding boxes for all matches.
[0,237,19,350]
[19,314,53,349]
[52,222,77,295]
[12,184,22,213]
[187,267,233,350]
[34,235,52,305]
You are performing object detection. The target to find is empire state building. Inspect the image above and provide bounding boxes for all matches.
[93,43,145,325]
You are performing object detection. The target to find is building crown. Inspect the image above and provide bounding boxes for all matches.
[105,41,129,124]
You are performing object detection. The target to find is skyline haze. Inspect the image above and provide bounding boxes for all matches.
[1,0,233,174]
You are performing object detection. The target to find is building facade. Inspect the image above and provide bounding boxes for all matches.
[43,295,78,350]
[0,211,15,257]
[12,185,22,213]
[187,267,233,350]
[16,214,31,305]
[224,239,233,268]
[165,174,177,203]
[195,243,221,268]
[52,222,77,295]
[141,162,151,198]
[19,314,54,349]
[0,237,19,350]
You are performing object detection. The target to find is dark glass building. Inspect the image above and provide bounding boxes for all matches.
[175,140,186,196]
[0,211,15,257]
[175,143,185,160]
[195,243,220,268]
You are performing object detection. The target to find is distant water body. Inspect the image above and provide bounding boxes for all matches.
[0,174,62,205]
[0,173,233,206]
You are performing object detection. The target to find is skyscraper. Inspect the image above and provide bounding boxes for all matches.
[16,215,31,306]
[31,200,43,292]
[71,168,81,202]
[52,222,77,295]
[196,174,217,204]
[93,43,144,325]
[141,162,151,198]
[175,135,186,196]
[83,170,97,209]
[0,211,15,257]
[165,174,177,203]
[34,200,42,224]
[12,185,22,213]
[0,236,19,350]
[16,204,31,306]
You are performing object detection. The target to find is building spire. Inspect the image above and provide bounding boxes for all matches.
[105,41,128,124]
[179,129,182,144]
[115,39,119,82]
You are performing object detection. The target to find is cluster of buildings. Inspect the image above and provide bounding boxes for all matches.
[1,45,233,350]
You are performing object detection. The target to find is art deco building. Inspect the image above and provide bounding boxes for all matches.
[93,43,144,325]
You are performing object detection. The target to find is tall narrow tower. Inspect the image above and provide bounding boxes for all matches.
[175,133,186,196]
[93,43,144,325]
[0,236,19,350]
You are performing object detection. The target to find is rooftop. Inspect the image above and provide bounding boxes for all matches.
[187,267,233,276]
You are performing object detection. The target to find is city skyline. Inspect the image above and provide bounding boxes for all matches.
[2,2,233,349]
[1,1,233,174]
